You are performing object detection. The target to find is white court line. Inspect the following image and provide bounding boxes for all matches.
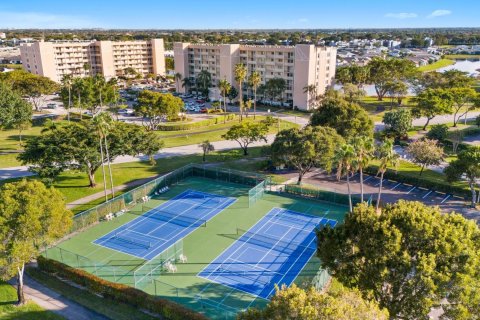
[391,182,401,190]
[407,186,416,194]
[374,178,384,187]
[126,229,167,242]
[265,234,317,298]
[441,194,451,204]
[422,190,433,199]
[363,176,373,183]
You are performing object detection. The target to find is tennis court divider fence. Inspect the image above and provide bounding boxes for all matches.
[69,164,267,234]
[134,239,183,289]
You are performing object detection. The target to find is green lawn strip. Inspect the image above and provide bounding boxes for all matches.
[26,268,157,320]
[358,96,414,122]
[417,59,455,72]
[0,153,22,168]
[443,54,480,59]
[56,147,265,204]
[367,159,469,196]
[0,280,64,320]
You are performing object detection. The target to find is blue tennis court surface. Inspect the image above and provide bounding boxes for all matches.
[93,190,236,260]
[198,208,337,299]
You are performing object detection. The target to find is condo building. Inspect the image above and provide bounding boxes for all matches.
[20,39,165,82]
[174,42,336,110]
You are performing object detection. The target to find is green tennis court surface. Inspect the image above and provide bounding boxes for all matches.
[44,176,347,319]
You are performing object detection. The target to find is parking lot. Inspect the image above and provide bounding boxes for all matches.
[303,170,469,218]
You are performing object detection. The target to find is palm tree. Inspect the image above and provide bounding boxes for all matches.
[248,71,261,119]
[334,143,356,212]
[234,64,247,121]
[197,70,212,99]
[61,75,73,122]
[351,136,375,203]
[182,77,193,93]
[175,72,182,92]
[199,140,215,162]
[218,79,231,123]
[72,77,85,119]
[375,139,399,210]
[303,84,318,109]
[93,112,115,200]
[92,114,108,202]
[93,75,107,111]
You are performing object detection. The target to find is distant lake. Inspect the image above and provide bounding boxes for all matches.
[438,59,480,76]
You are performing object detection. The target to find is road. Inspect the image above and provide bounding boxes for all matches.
[2,111,478,181]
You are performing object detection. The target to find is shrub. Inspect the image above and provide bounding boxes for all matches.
[426,124,449,141]
[476,115,480,127]
[37,256,208,320]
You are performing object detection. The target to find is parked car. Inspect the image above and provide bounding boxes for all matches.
[200,107,208,113]
[196,99,205,103]
[46,103,57,109]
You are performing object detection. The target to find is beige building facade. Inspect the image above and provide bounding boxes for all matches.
[174,42,336,110]
[20,39,165,82]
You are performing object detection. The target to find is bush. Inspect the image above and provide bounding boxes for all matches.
[157,114,237,131]
[37,256,208,320]
[476,115,480,127]
[426,124,449,141]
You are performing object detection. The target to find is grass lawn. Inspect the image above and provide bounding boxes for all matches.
[417,59,455,72]
[26,268,157,320]
[0,117,298,168]
[0,281,64,320]
[359,96,414,122]
[443,54,480,60]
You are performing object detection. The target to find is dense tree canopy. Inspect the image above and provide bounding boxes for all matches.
[0,82,32,141]
[0,180,72,304]
[19,120,163,186]
[271,126,343,184]
[310,96,373,139]
[382,108,412,140]
[222,119,270,155]
[135,90,184,130]
[317,201,480,320]
[238,283,388,320]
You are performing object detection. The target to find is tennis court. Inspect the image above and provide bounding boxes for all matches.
[94,189,236,260]
[198,207,336,299]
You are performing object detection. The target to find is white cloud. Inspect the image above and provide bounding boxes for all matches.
[385,12,418,19]
[427,9,452,18]
[298,18,309,23]
[0,11,103,28]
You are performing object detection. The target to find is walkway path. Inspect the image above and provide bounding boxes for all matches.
[9,269,109,320]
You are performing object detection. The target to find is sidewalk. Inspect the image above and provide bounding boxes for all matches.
[9,270,109,320]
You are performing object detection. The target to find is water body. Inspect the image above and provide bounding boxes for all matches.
[437,59,480,76]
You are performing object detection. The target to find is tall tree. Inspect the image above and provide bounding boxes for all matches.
[406,139,444,175]
[234,64,248,121]
[19,121,163,187]
[333,143,356,211]
[310,96,373,139]
[61,74,73,122]
[218,78,231,120]
[196,70,212,99]
[0,180,72,304]
[351,136,374,202]
[375,139,399,210]
[448,87,478,127]
[174,72,182,92]
[271,126,343,184]
[248,71,261,119]
[445,146,480,207]
[411,88,454,130]
[0,82,33,144]
[92,112,115,201]
[222,120,269,156]
[181,77,193,93]
[135,91,184,131]
[316,201,480,319]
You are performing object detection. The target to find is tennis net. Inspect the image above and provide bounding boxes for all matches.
[143,205,207,227]
[113,233,152,249]
[236,228,314,254]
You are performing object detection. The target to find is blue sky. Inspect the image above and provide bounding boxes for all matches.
[0,0,478,29]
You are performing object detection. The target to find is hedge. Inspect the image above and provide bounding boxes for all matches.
[37,256,207,320]
[364,165,470,198]
[157,114,237,131]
